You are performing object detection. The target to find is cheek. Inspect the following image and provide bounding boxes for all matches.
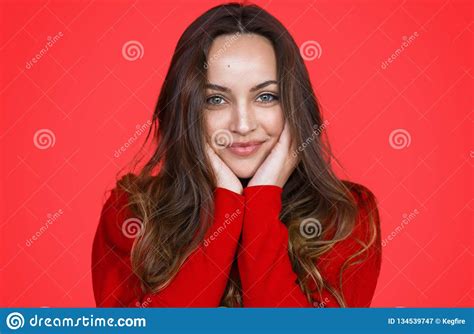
[258,107,285,140]
[204,111,229,142]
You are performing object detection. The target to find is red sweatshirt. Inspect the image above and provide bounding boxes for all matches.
[92,184,382,307]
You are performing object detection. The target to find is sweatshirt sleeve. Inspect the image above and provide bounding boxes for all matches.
[91,186,244,307]
[238,184,382,308]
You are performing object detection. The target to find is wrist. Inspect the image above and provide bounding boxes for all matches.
[247,179,283,188]
[242,185,283,231]
[217,184,243,195]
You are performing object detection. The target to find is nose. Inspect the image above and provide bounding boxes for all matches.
[229,101,257,136]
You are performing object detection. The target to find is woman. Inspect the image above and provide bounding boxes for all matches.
[92,2,382,308]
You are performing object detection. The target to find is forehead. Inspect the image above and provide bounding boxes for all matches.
[206,33,277,88]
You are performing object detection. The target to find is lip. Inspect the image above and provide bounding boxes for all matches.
[227,141,264,156]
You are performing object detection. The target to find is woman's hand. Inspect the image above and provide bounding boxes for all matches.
[248,121,299,188]
[205,142,243,195]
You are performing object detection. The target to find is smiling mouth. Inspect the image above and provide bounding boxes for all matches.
[227,141,264,157]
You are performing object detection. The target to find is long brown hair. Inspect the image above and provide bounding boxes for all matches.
[115,2,379,307]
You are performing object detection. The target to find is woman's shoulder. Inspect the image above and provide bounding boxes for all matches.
[100,174,136,222]
[316,181,382,306]
[92,175,144,306]
[343,180,381,238]
[344,181,378,209]
[322,181,381,258]
[96,174,139,253]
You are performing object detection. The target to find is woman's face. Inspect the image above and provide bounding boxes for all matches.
[204,33,284,179]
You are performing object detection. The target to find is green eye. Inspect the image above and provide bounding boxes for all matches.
[256,93,279,103]
[206,96,226,105]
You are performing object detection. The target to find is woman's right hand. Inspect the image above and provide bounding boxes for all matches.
[205,142,243,195]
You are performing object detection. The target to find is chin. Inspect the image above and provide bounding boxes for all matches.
[227,161,258,179]
[234,169,255,179]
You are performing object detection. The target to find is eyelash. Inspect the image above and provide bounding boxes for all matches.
[205,93,279,105]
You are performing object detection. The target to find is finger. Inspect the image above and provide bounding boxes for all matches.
[206,142,226,173]
[205,143,218,167]
[282,122,299,166]
[279,121,292,148]
[205,142,218,158]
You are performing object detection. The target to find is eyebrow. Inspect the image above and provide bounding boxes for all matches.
[204,80,278,93]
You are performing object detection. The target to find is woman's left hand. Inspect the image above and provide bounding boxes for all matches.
[248,121,299,188]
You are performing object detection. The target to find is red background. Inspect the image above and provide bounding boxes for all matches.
[0,0,471,307]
